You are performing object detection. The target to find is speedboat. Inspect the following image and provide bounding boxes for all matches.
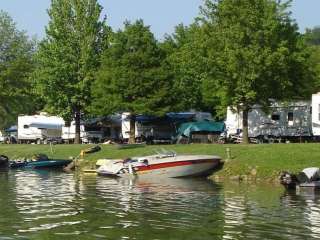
[9,159,72,169]
[96,150,221,178]
[9,154,72,169]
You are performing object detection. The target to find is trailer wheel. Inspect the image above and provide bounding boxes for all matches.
[268,137,275,144]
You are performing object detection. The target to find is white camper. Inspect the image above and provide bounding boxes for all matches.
[121,113,143,140]
[312,92,320,136]
[18,114,65,143]
[62,121,104,143]
[225,101,312,141]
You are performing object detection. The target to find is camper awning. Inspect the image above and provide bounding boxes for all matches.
[177,121,225,137]
[29,123,63,129]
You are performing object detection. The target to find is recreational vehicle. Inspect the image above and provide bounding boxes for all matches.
[62,121,104,143]
[225,93,320,142]
[17,114,64,144]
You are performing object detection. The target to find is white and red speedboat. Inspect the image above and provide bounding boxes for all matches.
[96,150,221,178]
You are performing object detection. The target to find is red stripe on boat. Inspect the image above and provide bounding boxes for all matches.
[136,159,216,172]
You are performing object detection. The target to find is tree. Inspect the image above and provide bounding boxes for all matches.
[162,23,216,114]
[200,0,315,143]
[35,0,108,143]
[0,10,37,129]
[91,20,175,143]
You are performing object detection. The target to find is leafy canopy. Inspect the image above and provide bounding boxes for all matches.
[0,11,36,128]
[35,0,108,122]
[91,20,175,117]
[200,0,314,111]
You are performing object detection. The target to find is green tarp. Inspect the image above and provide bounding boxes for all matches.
[177,121,225,138]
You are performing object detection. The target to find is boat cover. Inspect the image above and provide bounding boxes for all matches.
[177,121,225,138]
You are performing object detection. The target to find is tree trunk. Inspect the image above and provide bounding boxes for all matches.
[74,109,81,144]
[242,108,249,144]
[129,114,136,144]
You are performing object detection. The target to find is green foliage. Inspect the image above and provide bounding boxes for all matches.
[0,11,37,128]
[198,0,316,142]
[91,20,175,117]
[201,0,314,109]
[35,0,108,122]
[162,23,217,114]
[305,27,320,46]
[304,27,320,92]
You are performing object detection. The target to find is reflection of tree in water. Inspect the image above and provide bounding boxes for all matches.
[281,190,320,239]
[0,170,24,237]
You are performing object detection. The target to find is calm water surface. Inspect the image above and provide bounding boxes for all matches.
[0,170,319,239]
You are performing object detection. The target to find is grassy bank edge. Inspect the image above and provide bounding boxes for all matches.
[1,143,320,181]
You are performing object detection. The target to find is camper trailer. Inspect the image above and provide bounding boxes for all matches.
[18,114,64,144]
[62,121,104,143]
[121,112,213,143]
[225,100,313,142]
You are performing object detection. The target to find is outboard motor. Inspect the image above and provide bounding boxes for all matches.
[279,171,298,190]
[0,155,9,168]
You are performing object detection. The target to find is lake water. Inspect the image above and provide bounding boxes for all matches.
[0,170,320,240]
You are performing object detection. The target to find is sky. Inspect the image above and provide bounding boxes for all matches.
[0,0,320,40]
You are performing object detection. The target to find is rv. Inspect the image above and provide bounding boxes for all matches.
[225,95,320,142]
[18,114,65,144]
[62,121,104,143]
[121,112,213,143]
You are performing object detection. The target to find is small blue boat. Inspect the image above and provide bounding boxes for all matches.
[10,159,72,169]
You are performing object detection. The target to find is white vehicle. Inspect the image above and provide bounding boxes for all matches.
[18,114,65,144]
[0,131,4,143]
[225,100,313,142]
[62,121,103,143]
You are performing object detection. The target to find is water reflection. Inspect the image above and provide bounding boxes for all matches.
[12,169,86,235]
[1,170,320,239]
[281,190,320,239]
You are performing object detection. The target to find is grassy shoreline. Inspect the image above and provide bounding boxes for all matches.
[1,143,320,180]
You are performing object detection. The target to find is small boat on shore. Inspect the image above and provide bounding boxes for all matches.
[9,154,72,169]
[96,150,221,178]
[10,159,72,169]
[280,168,320,190]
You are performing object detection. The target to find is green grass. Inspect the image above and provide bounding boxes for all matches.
[1,143,320,179]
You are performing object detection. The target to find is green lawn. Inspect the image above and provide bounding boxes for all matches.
[1,143,320,179]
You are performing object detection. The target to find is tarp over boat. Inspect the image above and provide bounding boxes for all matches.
[177,121,225,138]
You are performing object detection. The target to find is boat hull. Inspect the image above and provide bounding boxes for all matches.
[10,159,72,169]
[97,155,221,178]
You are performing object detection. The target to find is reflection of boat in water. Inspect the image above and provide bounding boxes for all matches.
[97,150,221,178]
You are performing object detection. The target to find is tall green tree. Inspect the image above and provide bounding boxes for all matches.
[0,10,36,128]
[35,0,108,143]
[91,20,174,143]
[304,27,320,91]
[162,23,216,114]
[201,0,315,143]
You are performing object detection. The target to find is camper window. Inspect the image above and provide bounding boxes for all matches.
[23,125,29,129]
[271,114,280,121]
[287,112,293,122]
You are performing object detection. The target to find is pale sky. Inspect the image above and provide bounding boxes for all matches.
[0,0,319,40]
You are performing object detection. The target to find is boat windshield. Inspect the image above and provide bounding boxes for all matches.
[154,149,176,158]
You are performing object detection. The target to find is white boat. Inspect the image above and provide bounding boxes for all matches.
[96,150,221,178]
